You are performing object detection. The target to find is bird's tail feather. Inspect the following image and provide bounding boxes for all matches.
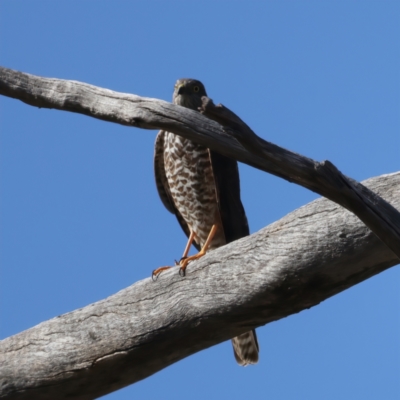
[231,329,259,366]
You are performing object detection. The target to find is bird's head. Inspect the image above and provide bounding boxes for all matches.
[173,78,207,110]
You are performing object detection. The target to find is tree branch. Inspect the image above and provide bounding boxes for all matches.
[0,173,399,400]
[0,66,399,258]
[1,66,399,398]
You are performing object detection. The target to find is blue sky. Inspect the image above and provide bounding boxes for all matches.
[1,1,399,399]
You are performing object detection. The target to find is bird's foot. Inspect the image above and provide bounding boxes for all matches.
[151,266,172,281]
[174,257,187,266]
[178,251,206,277]
[153,253,206,280]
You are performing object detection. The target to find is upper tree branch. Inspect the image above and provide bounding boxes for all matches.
[0,66,399,258]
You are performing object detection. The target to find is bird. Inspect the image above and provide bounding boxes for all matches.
[153,78,259,366]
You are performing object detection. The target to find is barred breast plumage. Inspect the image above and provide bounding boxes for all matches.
[163,132,226,250]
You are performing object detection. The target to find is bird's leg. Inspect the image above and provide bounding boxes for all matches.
[179,230,196,262]
[179,224,218,277]
[152,230,196,280]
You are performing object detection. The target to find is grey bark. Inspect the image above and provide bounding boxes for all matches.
[0,66,399,258]
[0,173,399,400]
[1,66,399,398]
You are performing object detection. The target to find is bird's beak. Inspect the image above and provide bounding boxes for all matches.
[176,84,185,95]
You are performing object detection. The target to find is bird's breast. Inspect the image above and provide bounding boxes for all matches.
[164,132,225,249]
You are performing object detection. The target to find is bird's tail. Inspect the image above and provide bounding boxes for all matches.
[231,329,259,366]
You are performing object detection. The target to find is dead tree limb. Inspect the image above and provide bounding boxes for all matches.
[0,66,399,258]
[0,172,399,400]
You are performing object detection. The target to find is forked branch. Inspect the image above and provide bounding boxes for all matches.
[0,66,399,399]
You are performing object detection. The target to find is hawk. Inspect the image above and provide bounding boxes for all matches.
[153,78,259,366]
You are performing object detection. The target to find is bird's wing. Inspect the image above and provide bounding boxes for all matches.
[154,130,175,214]
[154,130,199,249]
[209,150,250,243]
[209,150,259,366]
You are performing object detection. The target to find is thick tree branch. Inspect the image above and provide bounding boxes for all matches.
[0,173,399,400]
[0,66,399,258]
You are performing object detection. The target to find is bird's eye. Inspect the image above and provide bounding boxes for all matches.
[193,86,200,92]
